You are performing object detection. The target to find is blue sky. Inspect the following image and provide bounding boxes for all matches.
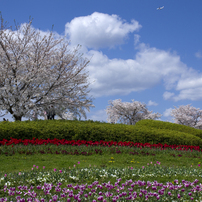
[1,0,202,122]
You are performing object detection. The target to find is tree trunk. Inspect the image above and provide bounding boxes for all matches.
[13,115,22,121]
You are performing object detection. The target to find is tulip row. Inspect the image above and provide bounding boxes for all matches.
[0,138,201,152]
[1,177,202,201]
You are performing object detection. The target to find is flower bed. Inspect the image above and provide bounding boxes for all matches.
[1,139,202,201]
[1,164,202,201]
[0,138,201,151]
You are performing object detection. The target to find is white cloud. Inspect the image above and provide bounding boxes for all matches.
[163,91,175,100]
[87,44,189,98]
[65,12,141,49]
[86,109,107,122]
[195,51,202,58]
[148,100,158,106]
[163,108,173,117]
[166,71,202,101]
[134,34,140,46]
[172,88,202,101]
[176,76,202,91]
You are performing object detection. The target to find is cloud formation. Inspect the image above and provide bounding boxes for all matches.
[163,108,172,117]
[86,44,190,98]
[148,100,158,106]
[64,12,202,101]
[86,109,107,122]
[65,12,141,49]
[19,12,201,102]
[195,51,202,58]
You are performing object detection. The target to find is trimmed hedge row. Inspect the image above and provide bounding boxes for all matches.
[136,119,202,139]
[0,119,202,147]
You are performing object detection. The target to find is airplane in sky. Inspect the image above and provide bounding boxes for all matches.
[157,6,164,10]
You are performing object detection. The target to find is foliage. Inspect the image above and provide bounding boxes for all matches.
[0,15,94,121]
[136,119,202,140]
[106,99,161,125]
[1,120,202,147]
[170,104,202,129]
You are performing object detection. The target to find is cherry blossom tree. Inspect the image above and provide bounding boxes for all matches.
[0,16,94,121]
[106,99,161,125]
[170,104,202,129]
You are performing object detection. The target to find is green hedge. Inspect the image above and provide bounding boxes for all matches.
[0,119,202,147]
[127,126,202,147]
[136,119,202,139]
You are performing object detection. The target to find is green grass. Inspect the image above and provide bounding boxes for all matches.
[1,153,201,173]
[1,145,202,183]
[1,144,202,201]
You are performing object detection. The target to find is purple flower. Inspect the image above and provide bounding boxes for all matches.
[36,185,41,190]
[168,191,172,196]
[152,186,157,191]
[67,184,72,188]
[52,195,58,202]
[97,196,103,201]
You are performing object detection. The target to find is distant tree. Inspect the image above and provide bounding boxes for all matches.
[170,104,202,129]
[0,15,94,121]
[106,99,161,125]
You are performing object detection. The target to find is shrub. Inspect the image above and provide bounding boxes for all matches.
[1,119,202,147]
[136,119,202,139]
